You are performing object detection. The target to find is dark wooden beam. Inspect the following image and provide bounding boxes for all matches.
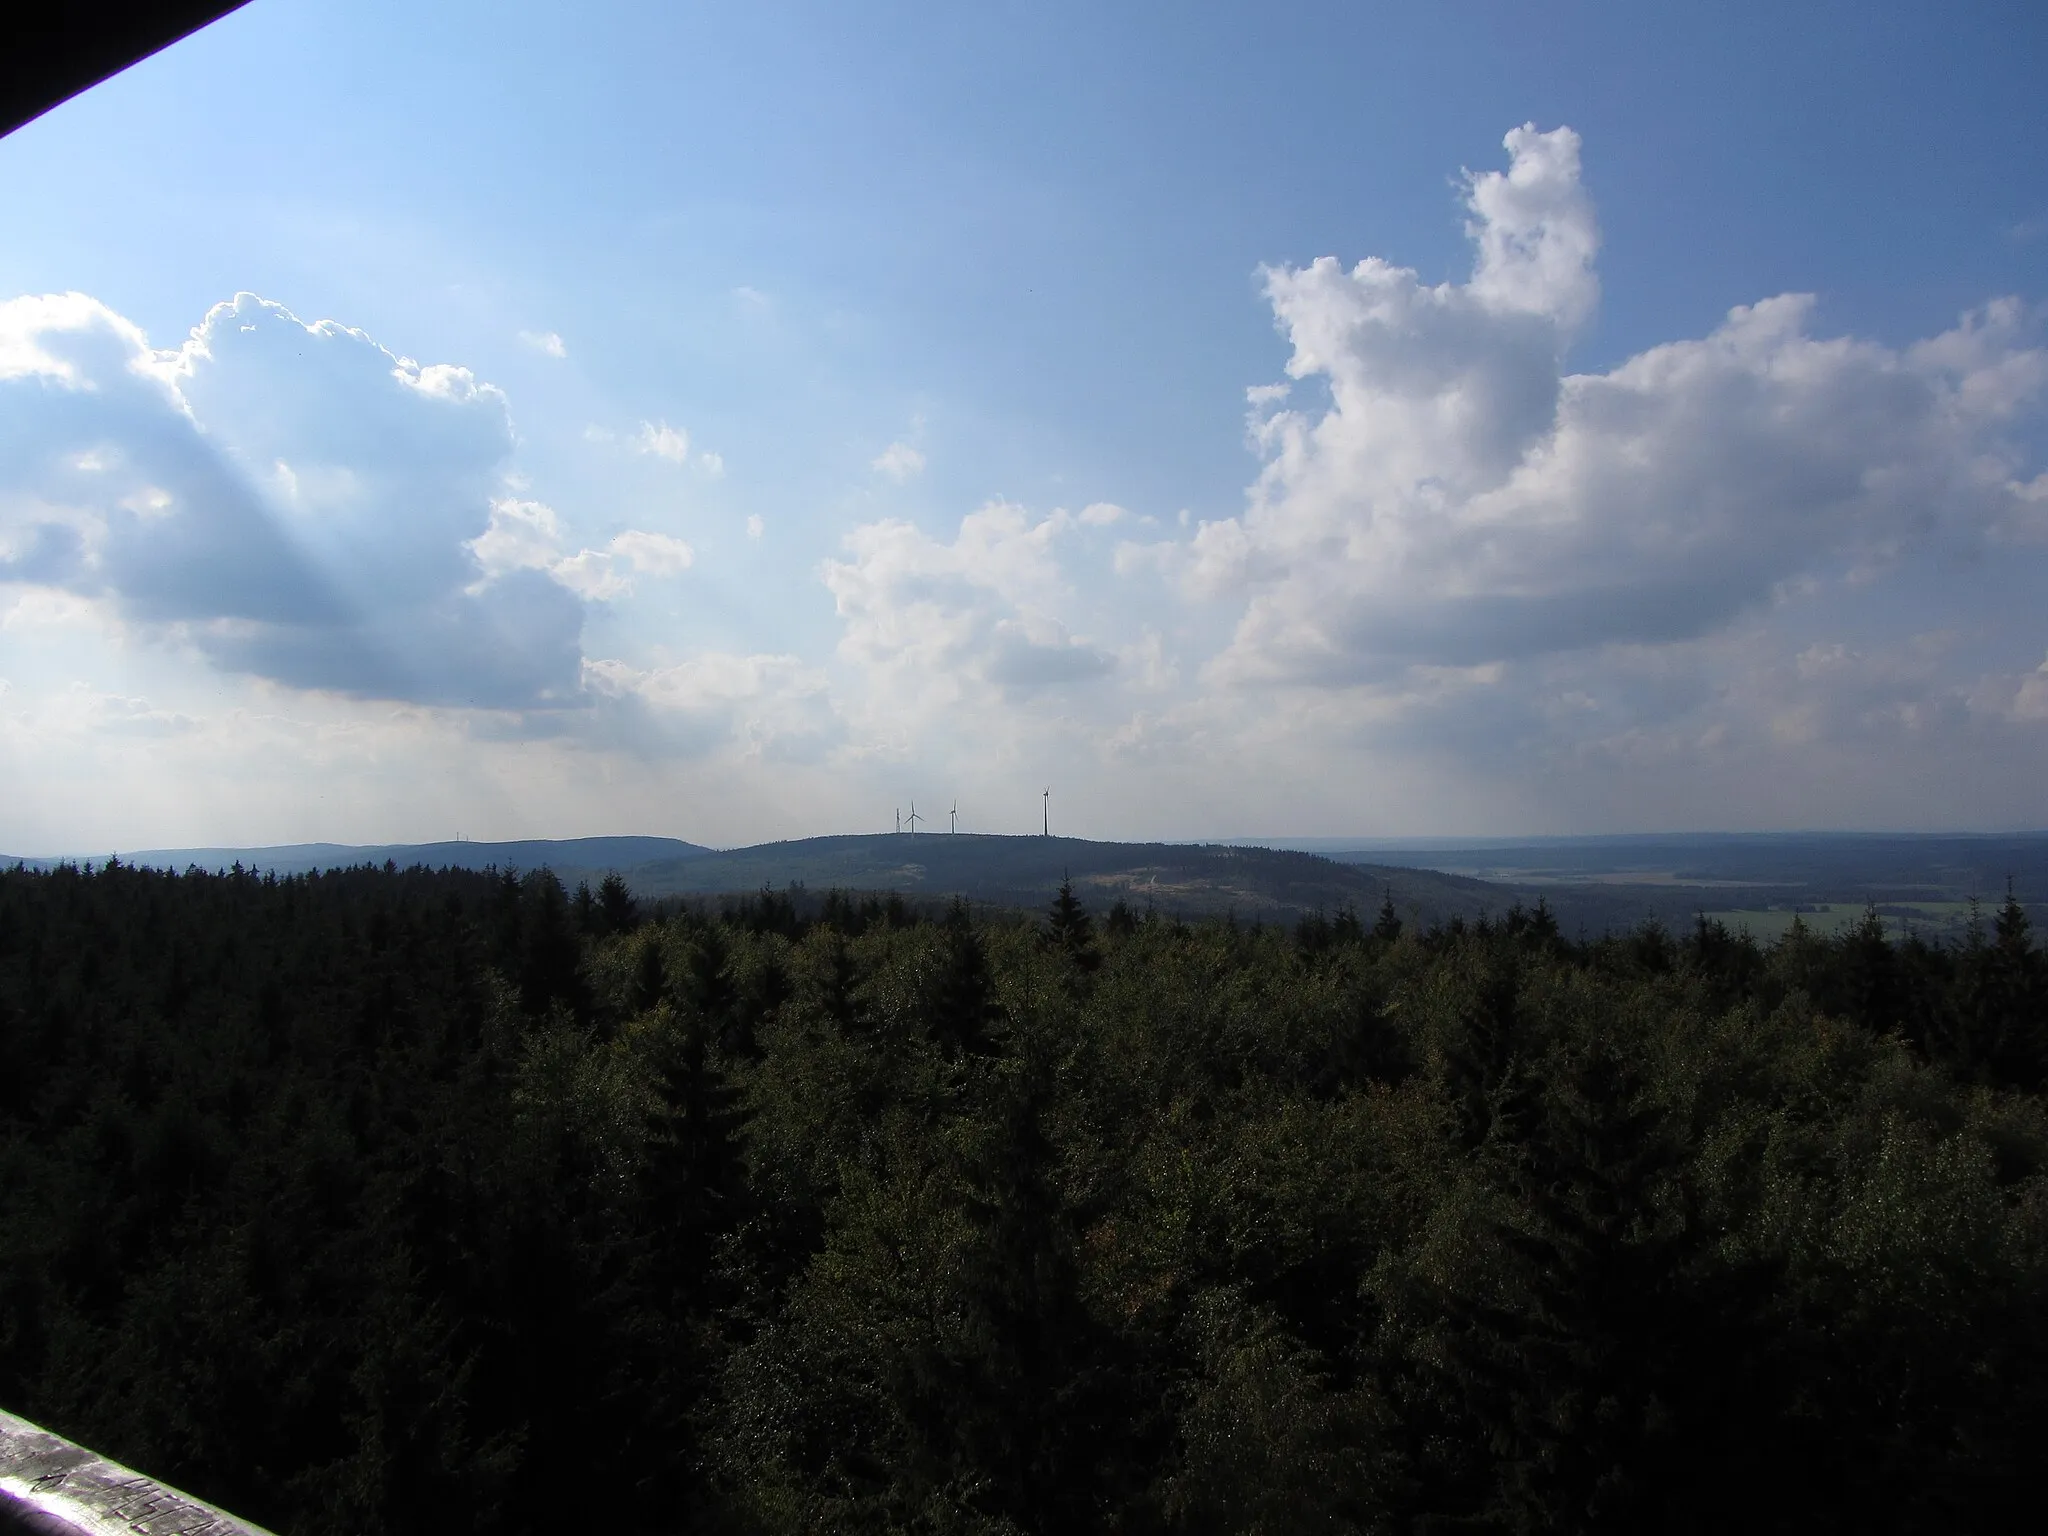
[5,1,255,139]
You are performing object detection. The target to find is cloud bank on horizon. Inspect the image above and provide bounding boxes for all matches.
[3,125,2046,847]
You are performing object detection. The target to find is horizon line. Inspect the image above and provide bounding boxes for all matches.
[10,825,2048,866]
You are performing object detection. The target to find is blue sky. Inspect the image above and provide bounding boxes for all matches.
[3,0,2046,850]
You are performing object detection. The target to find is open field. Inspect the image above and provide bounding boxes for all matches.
[1316,834,2048,940]
[1698,900,2000,943]
[1323,832,2048,896]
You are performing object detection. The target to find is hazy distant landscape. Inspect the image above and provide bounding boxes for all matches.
[16,829,2044,942]
[1321,832,2048,941]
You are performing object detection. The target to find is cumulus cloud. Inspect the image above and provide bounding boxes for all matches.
[872,441,926,481]
[466,496,566,576]
[610,529,695,575]
[636,420,690,463]
[824,501,1115,702]
[468,498,692,600]
[0,291,587,708]
[519,329,568,358]
[1191,124,2047,688]
[8,124,2045,835]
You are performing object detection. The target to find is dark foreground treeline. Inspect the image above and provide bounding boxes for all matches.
[1,862,2045,1535]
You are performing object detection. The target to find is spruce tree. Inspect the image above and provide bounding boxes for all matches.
[598,871,638,934]
[630,929,666,1014]
[516,868,586,1018]
[1374,888,1403,943]
[631,1009,752,1497]
[1044,876,1100,972]
[1976,881,2045,1090]
[929,897,1001,1057]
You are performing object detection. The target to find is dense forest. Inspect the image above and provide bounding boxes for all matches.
[1,859,2045,1534]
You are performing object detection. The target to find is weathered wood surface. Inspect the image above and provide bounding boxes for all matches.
[0,1410,274,1536]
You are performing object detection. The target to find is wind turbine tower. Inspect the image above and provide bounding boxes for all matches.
[1042,788,1050,838]
[950,799,957,834]
[906,800,922,834]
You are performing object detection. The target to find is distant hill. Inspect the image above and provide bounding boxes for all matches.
[616,833,1648,931]
[3,836,712,886]
[6,832,1583,930]
[4,830,1744,934]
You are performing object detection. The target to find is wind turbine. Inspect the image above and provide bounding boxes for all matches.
[950,799,957,834]
[906,800,922,834]
[1042,788,1050,838]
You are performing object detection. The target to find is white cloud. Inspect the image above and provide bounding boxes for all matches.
[636,420,690,462]
[621,422,720,477]
[1,291,161,387]
[1058,124,2048,830]
[547,549,635,601]
[468,498,692,600]
[1463,123,1599,329]
[0,588,101,632]
[1119,628,1177,691]
[1112,538,1179,580]
[8,123,2047,840]
[824,501,1115,705]
[467,497,564,577]
[519,329,568,358]
[871,441,926,481]
[1189,124,2046,689]
[609,529,695,576]
[0,291,585,709]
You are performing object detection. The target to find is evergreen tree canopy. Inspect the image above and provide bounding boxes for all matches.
[0,859,2044,1534]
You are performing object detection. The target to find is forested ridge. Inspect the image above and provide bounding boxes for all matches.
[2,860,2045,1534]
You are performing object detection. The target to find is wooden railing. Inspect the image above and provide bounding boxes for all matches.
[0,1409,273,1536]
